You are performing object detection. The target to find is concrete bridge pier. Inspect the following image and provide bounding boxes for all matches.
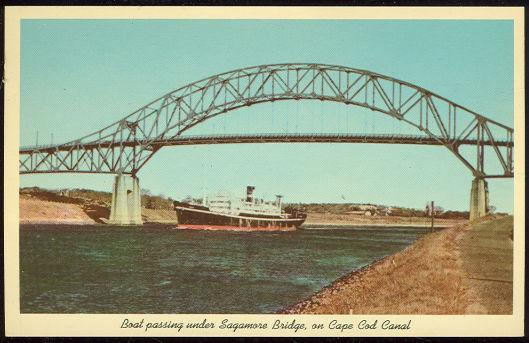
[108,174,143,225]
[469,177,489,221]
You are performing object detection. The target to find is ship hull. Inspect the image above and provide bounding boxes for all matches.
[175,205,305,231]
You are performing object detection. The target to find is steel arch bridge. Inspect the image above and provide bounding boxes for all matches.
[19,63,514,178]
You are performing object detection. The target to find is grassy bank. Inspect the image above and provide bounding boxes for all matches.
[282,215,513,314]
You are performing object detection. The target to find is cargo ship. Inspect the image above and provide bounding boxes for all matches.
[173,186,306,231]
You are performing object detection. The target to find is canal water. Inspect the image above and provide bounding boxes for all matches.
[20,225,428,313]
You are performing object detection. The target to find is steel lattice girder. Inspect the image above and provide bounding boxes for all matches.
[19,63,514,178]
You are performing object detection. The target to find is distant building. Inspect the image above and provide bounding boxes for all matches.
[348,203,391,216]
[357,204,377,211]
[57,189,70,197]
[425,203,444,216]
[379,206,392,216]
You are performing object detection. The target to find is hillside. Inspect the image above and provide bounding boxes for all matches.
[19,187,177,224]
[19,187,467,227]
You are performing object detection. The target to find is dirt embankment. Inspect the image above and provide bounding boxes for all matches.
[20,197,97,225]
[305,212,465,227]
[19,196,178,225]
[141,208,178,223]
[282,215,513,314]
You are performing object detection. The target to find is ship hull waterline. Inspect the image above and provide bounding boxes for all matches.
[175,206,306,232]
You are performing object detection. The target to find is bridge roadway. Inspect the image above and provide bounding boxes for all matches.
[19,133,513,153]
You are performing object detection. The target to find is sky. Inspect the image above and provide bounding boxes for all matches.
[20,19,514,212]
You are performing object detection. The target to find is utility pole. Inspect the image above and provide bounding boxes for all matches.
[430,200,435,233]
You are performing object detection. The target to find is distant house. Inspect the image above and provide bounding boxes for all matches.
[425,203,445,216]
[347,203,391,216]
[357,204,378,212]
[57,189,70,197]
[377,206,392,216]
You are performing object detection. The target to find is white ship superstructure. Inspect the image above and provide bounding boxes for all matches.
[205,187,283,217]
[174,186,306,231]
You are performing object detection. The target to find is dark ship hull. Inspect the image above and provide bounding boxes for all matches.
[174,202,306,231]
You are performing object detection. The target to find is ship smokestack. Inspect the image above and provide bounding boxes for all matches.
[276,195,283,208]
[246,186,255,202]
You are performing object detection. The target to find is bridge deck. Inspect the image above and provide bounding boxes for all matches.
[19,133,512,153]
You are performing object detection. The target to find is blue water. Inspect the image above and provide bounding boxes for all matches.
[20,224,427,313]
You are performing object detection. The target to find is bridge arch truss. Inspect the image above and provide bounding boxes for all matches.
[19,63,514,178]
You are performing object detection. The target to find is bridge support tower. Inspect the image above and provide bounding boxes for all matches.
[108,174,143,225]
[469,177,489,221]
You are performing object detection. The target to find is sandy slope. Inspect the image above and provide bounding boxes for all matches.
[19,197,178,224]
[141,208,178,223]
[19,198,96,225]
